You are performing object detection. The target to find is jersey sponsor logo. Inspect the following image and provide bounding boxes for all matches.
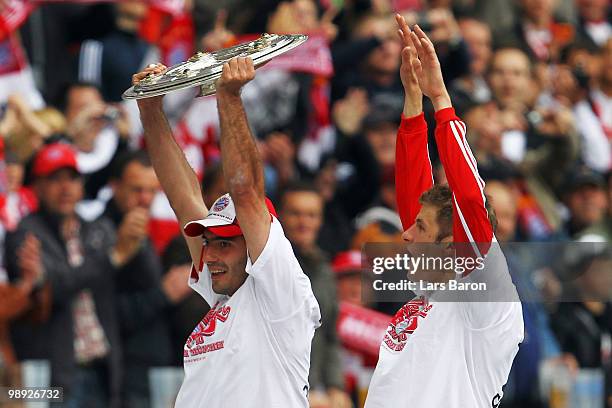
[185,301,231,352]
[382,296,432,352]
[492,393,502,407]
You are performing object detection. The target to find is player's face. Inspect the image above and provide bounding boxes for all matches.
[402,205,456,284]
[402,204,442,244]
[201,230,248,296]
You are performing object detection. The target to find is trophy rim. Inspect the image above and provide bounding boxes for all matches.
[122,33,308,100]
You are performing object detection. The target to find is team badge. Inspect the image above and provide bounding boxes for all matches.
[213,196,230,212]
[383,296,432,352]
[395,320,409,335]
[185,302,231,349]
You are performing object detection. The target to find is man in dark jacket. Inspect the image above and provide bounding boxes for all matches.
[6,143,142,407]
[278,182,351,408]
[102,151,190,407]
[551,249,612,407]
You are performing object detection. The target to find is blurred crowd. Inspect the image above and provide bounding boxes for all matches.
[0,0,611,407]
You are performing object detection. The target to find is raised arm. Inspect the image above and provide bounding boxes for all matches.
[215,58,270,262]
[395,15,434,229]
[133,65,208,266]
[409,26,492,247]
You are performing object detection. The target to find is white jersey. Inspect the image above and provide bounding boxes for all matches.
[365,245,524,408]
[175,217,321,408]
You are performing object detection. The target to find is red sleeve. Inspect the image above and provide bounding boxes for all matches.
[434,108,493,255]
[395,112,434,230]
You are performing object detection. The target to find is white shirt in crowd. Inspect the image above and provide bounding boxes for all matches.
[574,100,612,172]
[174,217,321,408]
[365,245,524,408]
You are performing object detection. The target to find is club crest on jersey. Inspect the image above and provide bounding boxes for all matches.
[213,196,230,212]
[185,302,231,349]
[383,296,432,352]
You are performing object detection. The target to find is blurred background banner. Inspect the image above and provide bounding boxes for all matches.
[0,0,186,41]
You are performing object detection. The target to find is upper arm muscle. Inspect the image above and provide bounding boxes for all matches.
[231,191,271,264]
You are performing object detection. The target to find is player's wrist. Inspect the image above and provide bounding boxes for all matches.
[403,100,423,118]
[216,86,242,99]
[431,92,452,112]
[137,100,164,117]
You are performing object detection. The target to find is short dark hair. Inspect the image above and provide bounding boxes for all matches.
[55,81,102,113]
[419,184,497,242]
[278,180,320,210]
[110,150,152,180]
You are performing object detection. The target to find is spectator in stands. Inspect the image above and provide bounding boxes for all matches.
[0,150,38,273]
[494,0,574,62]
[331,250,381,406]
[333,13,404,109]
[5,143,141,408]
[258,132,297,198]
[59,81,130,199]
[575,0,611,48]
[486,180,577,407]
[359,97,400,176]
[487,48,579,173]
[78,1,152,102]
[161,234,210,366]
[314,91,389,256]
[278,182,350,408]
[0,94,65,163]
[352,165,404,253]
[463,99,578,239]
[592,39,612,143]
[102,151,191,407]
[0,218,45,396]
[579,171,612,241]
[0,144,38,375]
[551,247,612,407]
[488,48,536,114]
[401,6,472,84]
[450,18,493,115]
[563,167,609,238]
[564,42,612,173]
[333,250,374,308]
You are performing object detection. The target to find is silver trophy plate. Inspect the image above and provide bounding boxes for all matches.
[122,33,308,100]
